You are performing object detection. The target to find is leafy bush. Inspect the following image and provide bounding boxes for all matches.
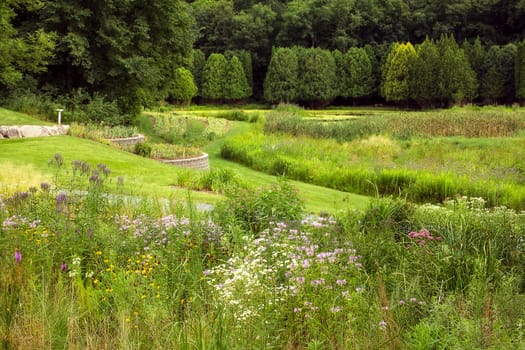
[134,142,152,158]
[168,67,197,105]
[214,109,259,122]
[214,179,304,233]
[2,91,58,120]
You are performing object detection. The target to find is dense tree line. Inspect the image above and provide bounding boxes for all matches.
[1,0,525,119]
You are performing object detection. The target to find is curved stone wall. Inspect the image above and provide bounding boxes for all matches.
[106,134,145,146]
[161,153,210,170]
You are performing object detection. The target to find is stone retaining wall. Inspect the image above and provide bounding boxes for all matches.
[106,134,145,146]
[0,125,69,139]
[161,153,210,170]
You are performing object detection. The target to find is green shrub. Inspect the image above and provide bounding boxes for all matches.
[201,53,228,101]
[214,179,304,233]
[134,142,152,158]
[168,67,197,105]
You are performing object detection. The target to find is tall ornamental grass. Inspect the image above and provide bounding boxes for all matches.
[264,108,525,140]
[221,130,525,209]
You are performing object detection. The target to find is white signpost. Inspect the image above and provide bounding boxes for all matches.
[56,109,64,125]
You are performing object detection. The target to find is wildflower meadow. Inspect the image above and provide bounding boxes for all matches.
[0,155,524,349]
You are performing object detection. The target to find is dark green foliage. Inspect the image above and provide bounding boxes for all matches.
[190,49,206,96]
[191,0,234,54]
[363,44,381,96]
[515,41,525,101]
[331,49,345,98]
[410,37,441,106]
[225,50,253,89]
[224,56,251,100]
[168,67,197,105]
[201,53,228,100]
[296,47,337,104]
[263,47,298,104]
[0,1,56,89]
[342,47,374,99]
[462,37,485,97]
[381,42,417,103]
[231,3,276,90]
[36,0,195,116]
[134,142,152,158]
[481,44,517,103]
[436,35,478,104]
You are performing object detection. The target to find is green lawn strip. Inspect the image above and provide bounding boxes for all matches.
[0,107,54,125]
[0,136,220,205]
[0,134,369,213]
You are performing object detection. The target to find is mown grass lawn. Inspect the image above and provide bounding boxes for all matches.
[0,107,54,125]
[0,106,370,213]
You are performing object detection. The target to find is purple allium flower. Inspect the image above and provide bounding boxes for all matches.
[56,192,67,205]
[14,249,22,263]
[378,320,387,329]
[61,262,68,271]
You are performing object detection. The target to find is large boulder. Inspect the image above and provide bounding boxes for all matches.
[5,126,22,138]
[20,125,48,138]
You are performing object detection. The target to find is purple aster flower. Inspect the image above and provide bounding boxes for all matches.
[14,249,22,263]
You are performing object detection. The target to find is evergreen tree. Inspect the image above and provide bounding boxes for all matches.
[410,37,441,106]
[381,42,417,103]
[437,34,478,104]
[224,56,251,100]
[516,41,525,101]
[263,47,298,104]
[342,47,374,99]
[462,37,485,99]
[332,49,345,98]
[481,44,517,103]
[168,67,197,105]
[296,47,337,105]
[225,49,253,90]
[363,44,381,97]
[201,53,228,100]
[190,49,206,96]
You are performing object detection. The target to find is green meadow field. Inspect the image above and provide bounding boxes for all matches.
[1,106,524,349]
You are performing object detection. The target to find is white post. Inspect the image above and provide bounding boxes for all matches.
[56,109,64,125]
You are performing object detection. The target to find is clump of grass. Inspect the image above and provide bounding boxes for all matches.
[69,123,138,141]
[387,111,525,138]
[150,143,201,159]
[214,109,260,123]
[0,162,49,192]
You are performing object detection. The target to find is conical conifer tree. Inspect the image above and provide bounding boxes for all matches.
[224,56,251,100]
[381,42,417,103]
[263,47,299,103]
[201,53,228,100]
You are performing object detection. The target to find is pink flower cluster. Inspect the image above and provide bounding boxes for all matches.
[408,229,442,246]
